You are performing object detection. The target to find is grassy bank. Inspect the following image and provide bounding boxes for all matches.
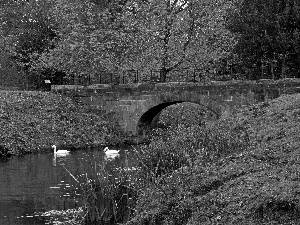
[0,91,123,157]
[28,93,300,224]
[124,94,300,225]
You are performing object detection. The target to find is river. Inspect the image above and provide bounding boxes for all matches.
[0,146,136,225]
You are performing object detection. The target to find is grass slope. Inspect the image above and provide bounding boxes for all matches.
[0,91,122,157]
[127,94,300,225]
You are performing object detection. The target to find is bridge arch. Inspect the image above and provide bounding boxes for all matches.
[52,79,300,142]
[136,101,219,136]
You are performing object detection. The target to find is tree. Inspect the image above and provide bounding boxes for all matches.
[0,0,59,88]
[227,0,300,79]
[127,0,197,82]
[32,0,236,83]
[32,0,111,80]
[113,0,237,82]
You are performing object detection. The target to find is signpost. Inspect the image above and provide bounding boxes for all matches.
[44,80,51,91]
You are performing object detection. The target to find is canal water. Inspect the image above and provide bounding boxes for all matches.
[0,147,136,225]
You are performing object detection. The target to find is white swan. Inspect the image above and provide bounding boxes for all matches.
[52,145,70,155]
[103,147,120,160]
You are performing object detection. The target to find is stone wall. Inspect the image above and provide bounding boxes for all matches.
[52,79,300,140]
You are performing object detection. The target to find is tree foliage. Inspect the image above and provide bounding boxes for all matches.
[227,0,300,79]
[1,0,236,85]
[1,0,57,63]
[29,0,236,82]
[0,0,59,88]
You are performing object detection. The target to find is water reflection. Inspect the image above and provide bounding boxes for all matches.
[0,146,136,225]
[52,153,71,167]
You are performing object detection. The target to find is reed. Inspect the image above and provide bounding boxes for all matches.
[64,151,138,224]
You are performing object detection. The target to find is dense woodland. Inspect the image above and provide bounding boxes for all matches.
[1,0,300,89]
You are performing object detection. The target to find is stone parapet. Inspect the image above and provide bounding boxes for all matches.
[51,79,300,142]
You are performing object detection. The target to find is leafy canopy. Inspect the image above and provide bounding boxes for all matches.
[30,0,236,81]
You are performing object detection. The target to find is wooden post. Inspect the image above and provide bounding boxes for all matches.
[261,59,264,80]
[186,69,189,82]
[281,54,286,79]
[193,70,196,82]
[160,68,167,82]
[271,56,277,80]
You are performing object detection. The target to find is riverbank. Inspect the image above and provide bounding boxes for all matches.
[3,90,300,224]
[125,93,300,225]
[0,91,123,157]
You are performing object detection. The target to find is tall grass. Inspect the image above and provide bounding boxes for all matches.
[136,121,249,180]
[125,120,251,225]
[64,151,138,224]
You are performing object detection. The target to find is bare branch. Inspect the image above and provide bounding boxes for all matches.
[170,0,180,12]
[174,0,189,14]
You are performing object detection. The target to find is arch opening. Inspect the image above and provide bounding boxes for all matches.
[136,101,218,137]
[137,101,183,137]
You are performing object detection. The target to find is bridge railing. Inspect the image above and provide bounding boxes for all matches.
[61,69,210,85]
[60,68,298,86]
[62,70,139,85]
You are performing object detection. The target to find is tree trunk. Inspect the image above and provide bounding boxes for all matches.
[281,54,286,79]
[160,68,168,82]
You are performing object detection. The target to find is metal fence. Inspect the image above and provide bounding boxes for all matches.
[62,70,137,85]
[61,69,208,85]
[59,68,299,86]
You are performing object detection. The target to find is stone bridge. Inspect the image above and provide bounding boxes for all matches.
[52,79,300,142]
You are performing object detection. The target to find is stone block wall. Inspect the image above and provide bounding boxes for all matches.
[52,79,300,140]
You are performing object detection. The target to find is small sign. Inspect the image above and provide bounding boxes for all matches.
[44,80,51,84]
